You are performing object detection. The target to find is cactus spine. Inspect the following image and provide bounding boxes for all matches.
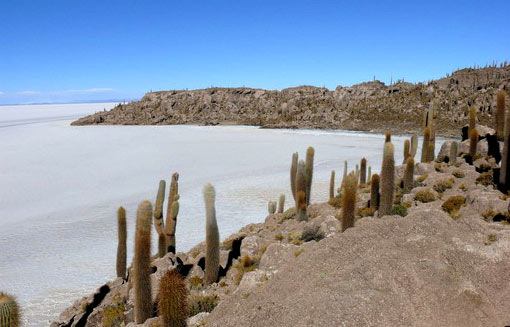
[403,158,414,193]
[379,142,395,217]
[341,173,357,232]
[304,147,314,205]
[0,292,20,327]
[133,200,153,324]
[410,134,418,159]
[449,141,458,164]
[295,160,308,221]
[164,173,179,254]
[329,170,335,200]
[497,90,506,141]
[370,174,380,210]
[203,184,220,284]
[421,126,431,163]
[278,194,285,213]
[290,152,298,202]
[116,206,127,279]
[360,158,367,185]
[158,269,189,327]
[267,200,277,214]
[403,139,410,164]
[469,128,478,157]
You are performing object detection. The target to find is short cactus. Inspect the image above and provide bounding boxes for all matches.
[0,292,20,327]
[295,160,308,221]
[329,170,335,200]
[158,269,189,327]
[133,200,153,324]
[469,128,478,157]
[164,173,179,254]
[278,194,285,213]
[341,172,357,232]
[497,90,506,141]
[305,147,314,205]
[403,158,414,193]
[290,152,298,202]
[116,206,127,279]
[379,142,395,217]
[360,158,367,185]
[370,174,380,210]
[449,141,458,164]
[203,184,220,284]
[267,200,277,214]
[421,126,431,163]
[403,139,410,164]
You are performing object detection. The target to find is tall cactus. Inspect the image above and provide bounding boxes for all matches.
[164,173,179,254]
[329,170,335,200]
[0,292,20,327]
[360,158,367,185]
[133,200,153,324]
[295,160,308,221]
[341,172,357,232]
[403,158,414,193]
[278,194,285,213]
[469,128,479,157]
[158,269,189,327]
[469,106,477,134]
[421,126,431,163]
[367,166,372,183]
[403,139,410,164]
[116,206,127,279]
[305,147,314,205]
[154,180,166,257]
[379,142,395,217]
[158,233,167,259]
[410,134,418,159]
[290,152,298,202]
[497,90,506,141]
[501,102,510,190]
[449,141,458,164]
[203,184,220,284]
[370,174,380,210]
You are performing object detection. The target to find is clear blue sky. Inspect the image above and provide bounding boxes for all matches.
[1,0,509,104]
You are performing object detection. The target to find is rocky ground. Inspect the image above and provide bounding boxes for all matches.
[51,125,510,327]
[72,66,510,137]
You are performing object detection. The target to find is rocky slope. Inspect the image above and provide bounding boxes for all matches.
[72,66,510,137]
[51,129,510,327]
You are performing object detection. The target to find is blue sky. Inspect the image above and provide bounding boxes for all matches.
[0,0,509,105]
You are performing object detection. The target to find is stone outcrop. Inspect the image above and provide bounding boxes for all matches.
[72,66,510,137]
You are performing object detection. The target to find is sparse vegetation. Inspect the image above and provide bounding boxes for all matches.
[414,189,437,203]
[299,225,325,242]
[476,172,494,186]
[441,195,466,214]
[188,294,219,316]
[391,205,408,217]
[433,177,455,193]
[452,170,465,178]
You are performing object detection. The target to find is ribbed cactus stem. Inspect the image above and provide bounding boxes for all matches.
[449,141,458,163]
[154,180,166,235]
[267,200,276,214]
[403,158,415,193]
[469,106,477,134]
[133,200,153,324]
[158,233,167,259]
[305,147,314,205]
[0,292,20,327]
[370,174,380,210]
[410,134,418,158]
[329,170,335,200]
[367,166,372,183]
[360,158,367,185]
[278,194,285,213]
[203,184,220,284]
[421,126,431,163]
[379,142,395,217]
[158,269,189,327]
[428,137,436,162]
[165,195,180,254]
[469,128,479,157]
[497,90,506,141]
[403,139,410,164]
[290,152,298,202]
[164,173,179,253]
[341,173,357,232]
[295,160,308,221]
[116,206,127,279]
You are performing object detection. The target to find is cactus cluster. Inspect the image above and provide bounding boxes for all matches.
[0,292,20,327]
[290,147,315,221]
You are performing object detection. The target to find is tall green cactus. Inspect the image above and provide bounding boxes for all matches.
[154,180,166,236]
[360,158,367,185]
[164,173,179,254]
[370,174,380,210]
[497,90,506,141]
[342,172,357,232]
[410,134,418,159]
[403,139,410,164]
[290,152,298,202]
[133,200,153,324]
[403,158,414,193]
[449,141,458,164]
[203,184,220,284]
[295,160,308,221]
[469,128,479,157]
[158,269,189,327]
[0,292,20,327]
[379,142,395,217]
[421,126,431,163]
[278,194,285,213]
[305,147,314,205]
[158,233,167,259]
[329,170,335,200]
[116,206,127,279]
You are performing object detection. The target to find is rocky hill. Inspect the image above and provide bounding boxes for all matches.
[72,66,510,137]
